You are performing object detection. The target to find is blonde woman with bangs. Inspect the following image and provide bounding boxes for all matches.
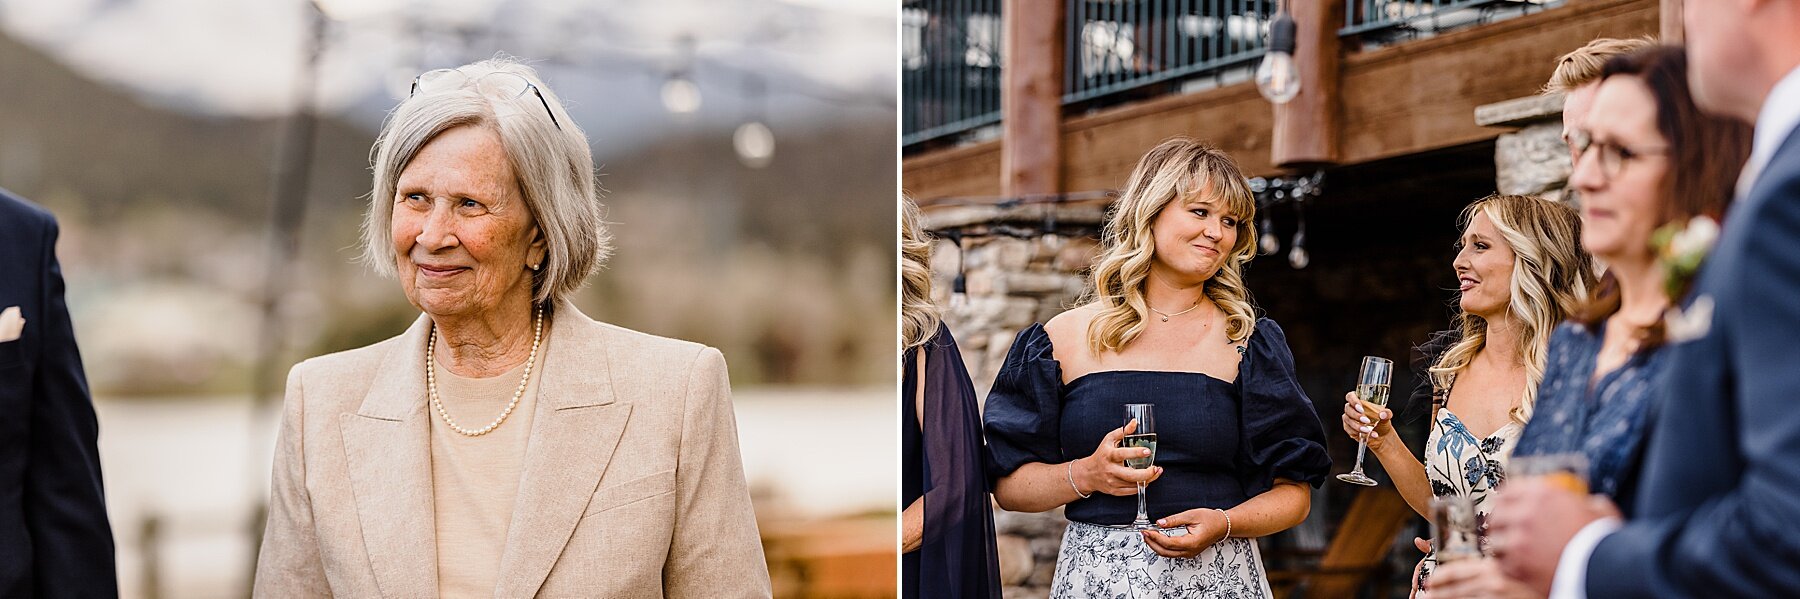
[1339,194,1593,596]
[900,198,1002,598]
[983,138,1329,597]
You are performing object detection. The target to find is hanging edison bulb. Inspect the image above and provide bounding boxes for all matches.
[733,121,775,168]
[1288,196,1310,268]
[661,75,702,114]
[1287,238,1310,269]
[1256,10,1301,104]
[1260,215,1280,255]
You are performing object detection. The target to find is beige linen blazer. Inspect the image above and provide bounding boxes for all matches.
[252,302,772,598]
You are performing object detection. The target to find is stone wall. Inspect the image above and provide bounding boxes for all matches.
[1478,93,1576,201]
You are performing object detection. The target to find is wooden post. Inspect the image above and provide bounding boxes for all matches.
[1001,0,1065,197]
[1272,0,1345,167]
[1661,0,1685,43]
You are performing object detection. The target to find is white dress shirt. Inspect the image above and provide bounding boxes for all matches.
[1548,62,1800,599]
[1736,64,1800,198]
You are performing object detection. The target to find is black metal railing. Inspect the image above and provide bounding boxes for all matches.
[903,0,1564,149]
[903,0,1005,147]
[1064,0,1276,105]
[1340,0,1562,43]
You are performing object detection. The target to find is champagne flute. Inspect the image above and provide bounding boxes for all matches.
[1336,356,1393,486]
[1122,403,1157,529]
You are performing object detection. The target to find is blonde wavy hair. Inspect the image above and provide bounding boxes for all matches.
[1083,138,1259,355]
[901,196,942,351]
[1541,37,1656,94]
[1429,194,1594,424]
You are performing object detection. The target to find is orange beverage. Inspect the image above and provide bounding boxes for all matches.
[1542,471,1589,494]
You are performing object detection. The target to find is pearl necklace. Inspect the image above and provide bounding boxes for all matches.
[1149,301,1202,322]
[427,305,543,437]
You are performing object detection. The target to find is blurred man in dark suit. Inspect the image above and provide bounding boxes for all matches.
[0,188,116,598]
[1489,1,1800,597]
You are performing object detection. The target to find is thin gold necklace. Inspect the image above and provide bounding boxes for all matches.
[1149,300,1202,322]
[427,305,543,436]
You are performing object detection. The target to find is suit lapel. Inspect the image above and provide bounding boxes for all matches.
[340,314,440,597]
[493,302,631,598]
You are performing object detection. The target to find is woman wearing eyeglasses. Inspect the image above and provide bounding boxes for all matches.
[1427,46,1751,599]
[251,59,771,598]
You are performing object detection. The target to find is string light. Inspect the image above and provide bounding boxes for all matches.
[661,73,702,114]
[1256,1,1301,104]
[734,75,775,168]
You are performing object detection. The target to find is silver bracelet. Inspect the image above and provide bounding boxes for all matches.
[1067,461,1092,499]
[1213,508,1232,540]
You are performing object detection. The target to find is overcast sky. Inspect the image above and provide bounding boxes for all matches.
[0,0,896,156]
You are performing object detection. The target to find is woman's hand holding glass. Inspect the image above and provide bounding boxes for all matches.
[1072,420,1163,497]
[1139,508,1229,558]
[1340,391,1396,452]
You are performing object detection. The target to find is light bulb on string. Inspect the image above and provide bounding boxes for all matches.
[1287,235,1310,269]
[733,75,774,168]
[1259,214,1280,255]
[661,75,701,114]
[1288,196,1310,269]
[1256,7,1300,104]
[734,121,776,168]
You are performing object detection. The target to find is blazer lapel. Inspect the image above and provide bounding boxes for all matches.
[493,302,631,598]
[340,315,440,597]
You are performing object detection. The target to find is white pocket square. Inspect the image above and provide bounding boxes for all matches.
[1664,295,1714,344]
[0,306,21,343]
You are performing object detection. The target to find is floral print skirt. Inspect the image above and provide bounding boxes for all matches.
[1051,521,1271,599]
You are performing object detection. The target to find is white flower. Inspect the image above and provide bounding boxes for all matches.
[1669,216,1720,258]
[1665,295,1715,343]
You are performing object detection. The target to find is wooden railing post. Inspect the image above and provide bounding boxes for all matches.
[1001,0,1065,196]
[1661,0,1685,43]
[1272,0,1345,167]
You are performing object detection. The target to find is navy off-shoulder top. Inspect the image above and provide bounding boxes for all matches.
[983,317,1331,526]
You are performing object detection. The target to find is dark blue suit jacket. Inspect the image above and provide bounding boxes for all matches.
[1585,127,1800,596]
[0,189,116,598]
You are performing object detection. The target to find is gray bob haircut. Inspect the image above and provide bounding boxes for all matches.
[362,57,611,305]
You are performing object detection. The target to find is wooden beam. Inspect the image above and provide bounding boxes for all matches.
[1000,0,1064,197]
[1273,0,1346,167]
[1061,82,1277,190]
[903,0,1659,202]
[1662,0,1685,43]
[1304,487,1414,597]
[1336,0,1657,164]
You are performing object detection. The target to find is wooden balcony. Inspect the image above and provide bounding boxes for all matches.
[903,0,1661,202]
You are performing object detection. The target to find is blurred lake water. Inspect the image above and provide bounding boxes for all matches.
[96,386,895,598]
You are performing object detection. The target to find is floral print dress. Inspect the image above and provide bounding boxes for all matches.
[1413,407,1521,590]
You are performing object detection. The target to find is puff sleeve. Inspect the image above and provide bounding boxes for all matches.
[1235,318,1332,497]
[981,324,1065,482]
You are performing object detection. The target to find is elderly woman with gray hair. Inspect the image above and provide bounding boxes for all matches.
[252,59,771,598]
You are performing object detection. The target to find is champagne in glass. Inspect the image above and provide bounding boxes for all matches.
[1336,356,1394,486]
[1122,433,1158,469]
[1123,403,1156,529]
